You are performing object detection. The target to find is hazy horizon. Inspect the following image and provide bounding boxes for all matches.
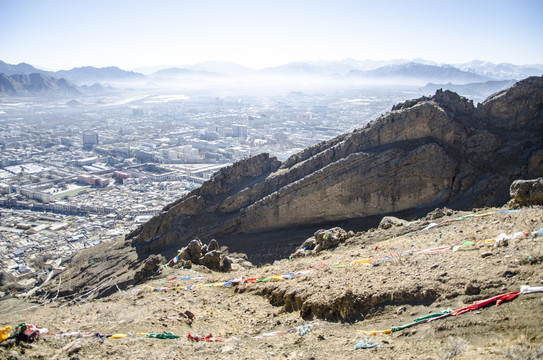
[4,57,543,76]
[1,0,542,71]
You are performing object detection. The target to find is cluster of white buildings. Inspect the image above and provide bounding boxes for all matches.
[0,82,414,294]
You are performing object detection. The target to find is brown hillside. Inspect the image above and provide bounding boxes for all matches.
[1,205,542,359]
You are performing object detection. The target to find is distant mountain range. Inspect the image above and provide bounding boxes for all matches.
[150,59,543,84]
[0,73,83,97]
[347,62,489,84]
[0,60,143,85]
[422,79,518,101]
[455,60,543,81]
[1,58,542,97]
[54,66,144,84]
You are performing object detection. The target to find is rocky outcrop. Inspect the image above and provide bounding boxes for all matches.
[128,76,543,263]
[178,238,233,272]
[292,227,352,258]
[379,216,409,230]
[133,254,164,284]
[510,178,543,206]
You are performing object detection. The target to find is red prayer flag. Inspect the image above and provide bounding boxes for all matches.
[451,291,520,316]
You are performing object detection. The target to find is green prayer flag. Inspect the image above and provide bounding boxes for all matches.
[145,332,180,339]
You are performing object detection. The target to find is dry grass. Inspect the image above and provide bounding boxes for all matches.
[438,336,469,360]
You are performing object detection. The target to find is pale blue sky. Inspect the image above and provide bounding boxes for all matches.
[0,0,541,70]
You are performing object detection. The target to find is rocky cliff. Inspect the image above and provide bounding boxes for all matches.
[128,76,543,261]
[47,77,543,298]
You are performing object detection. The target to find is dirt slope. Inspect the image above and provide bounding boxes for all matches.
[1,205,542,359]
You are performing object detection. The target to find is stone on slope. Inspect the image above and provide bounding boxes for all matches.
[510,178,543,206]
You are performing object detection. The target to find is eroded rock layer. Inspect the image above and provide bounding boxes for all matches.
[128,76,543,260]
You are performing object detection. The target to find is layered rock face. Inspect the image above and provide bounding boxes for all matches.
[129,76,543,260]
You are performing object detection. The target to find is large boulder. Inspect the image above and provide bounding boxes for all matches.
[379,216,409,229]
[177,239,233,273]
[293,227,350,257]
[510,178,543,206]
[133,254,164,284]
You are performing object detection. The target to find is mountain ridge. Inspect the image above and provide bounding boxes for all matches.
[0,72,83,96]
[347,62,490,84]
[127,76,543,264]
[40,76,543,300]
[2,59,541,87]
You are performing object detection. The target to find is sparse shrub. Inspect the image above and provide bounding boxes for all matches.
[504,344,543,360]
[520,243,543,265]
[391,248,410,265]
[439,336,468,360]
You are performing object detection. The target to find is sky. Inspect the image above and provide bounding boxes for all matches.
[0,0,542,71]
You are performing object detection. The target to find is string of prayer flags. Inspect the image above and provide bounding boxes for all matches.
[358,329,392,336]
[178,263,326,291]
[413,245,452,254]
[254,322,318,339]
[9,323,46,342]
[391,309,452,332]
[419,209,522,233]
[450,291,520,316]
[253,330,289,339]
[358,309,452,336]
[334,227,536,271]
[187,333,224,342]
[290,245,309,260]
[358,287,536,336]
[162,247,187,269]
[452,241,475,252]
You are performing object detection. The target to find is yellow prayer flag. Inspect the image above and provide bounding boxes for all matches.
[357,329,392,336]
[0,326,11,343]
[354,259,371,264]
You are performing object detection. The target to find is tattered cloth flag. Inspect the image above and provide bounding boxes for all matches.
[9,323,46,342]
[450,291,519,316]
[520,285,543,294]
[355,340,382,349]
[296,322,318,336]
[187,333,224,342]
[145,332,180,339]
[452,241,476,252]
[359,290,522,336]
[0,326,11,343]
[254,322,317,339]
[358,309,451,336]
[290,245,309,259]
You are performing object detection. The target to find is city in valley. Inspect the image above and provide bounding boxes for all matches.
[0,76,420,293]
